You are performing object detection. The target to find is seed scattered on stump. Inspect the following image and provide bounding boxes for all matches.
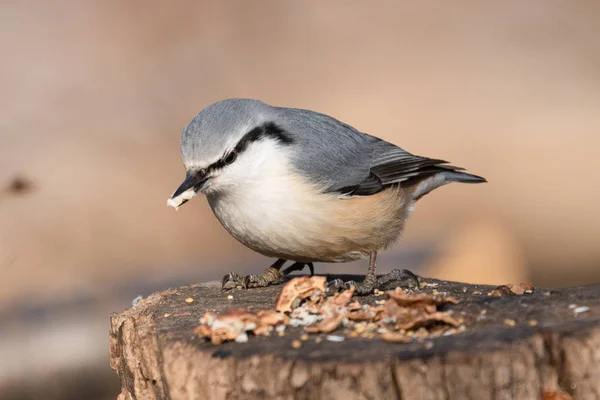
[574,306,590,314]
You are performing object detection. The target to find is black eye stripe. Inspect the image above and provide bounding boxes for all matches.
[204,122,293,173]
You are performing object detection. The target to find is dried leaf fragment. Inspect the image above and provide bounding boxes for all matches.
[195,308,293,344]
[488,286,513,297]
[200,312,217,326]
[275,276,327,313]
[195,309,259,344]
[346,310,375,321]
[367,306,387,322]
[396,312,461,330]
[380,331,412,343]
[386,290,458,308]
[507,282,534,295]
[345,300,362,311]
[542,390,572,400]
[257,310,286,326]
[210,310,258,344]
[489,282,534,296]
[304,312,345,333]
[382,290,461,332]
[193,324,211,337]
[327,287,355,307]
[254,310,287,336]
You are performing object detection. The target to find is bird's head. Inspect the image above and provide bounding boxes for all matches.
[167,98,293,209]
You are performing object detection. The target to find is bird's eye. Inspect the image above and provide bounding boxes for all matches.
[224,151,237,165]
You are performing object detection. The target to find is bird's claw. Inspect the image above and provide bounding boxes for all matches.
[221,272,247,290]
[326,269,421,296]
[376,269,420,290]
[327,278,373,295]
[243,274,265,288]
[221,272,275,290]
[326,278,353,293]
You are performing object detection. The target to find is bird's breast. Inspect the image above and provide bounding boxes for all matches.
[206,165,413,262]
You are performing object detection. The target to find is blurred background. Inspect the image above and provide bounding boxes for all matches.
[1,0,599,398]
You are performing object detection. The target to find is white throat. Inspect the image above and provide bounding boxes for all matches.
[205,139,300,239]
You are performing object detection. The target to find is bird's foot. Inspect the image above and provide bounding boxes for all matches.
[327,269,420,296]
[221,266,282,290]
[221,262,314,290]
[376,269,420,290]
[327,278,374,295]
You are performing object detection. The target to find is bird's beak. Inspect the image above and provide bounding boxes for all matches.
[167,171,210,210]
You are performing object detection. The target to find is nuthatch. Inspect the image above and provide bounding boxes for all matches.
[168,99,485,295]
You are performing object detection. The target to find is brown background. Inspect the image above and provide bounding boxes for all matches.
[1,1,599,399]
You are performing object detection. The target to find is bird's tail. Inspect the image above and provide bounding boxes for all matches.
[441,170,487,184]
[411,168,486,201]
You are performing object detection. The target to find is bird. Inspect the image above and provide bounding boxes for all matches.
[167,98,486,295]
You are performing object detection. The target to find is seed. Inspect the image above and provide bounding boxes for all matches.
[574,306,590,314]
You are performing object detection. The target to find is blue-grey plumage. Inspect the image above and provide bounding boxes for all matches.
[168,98,486,293]
[178,98,484,197]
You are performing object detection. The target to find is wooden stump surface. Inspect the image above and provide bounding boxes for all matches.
[109,275,600,400]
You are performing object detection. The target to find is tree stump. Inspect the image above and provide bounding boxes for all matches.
[109,275,600,400]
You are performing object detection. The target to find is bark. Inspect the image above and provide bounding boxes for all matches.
[109,277,600,400]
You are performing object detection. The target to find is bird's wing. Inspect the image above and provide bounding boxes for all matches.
[340,140,465,196]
